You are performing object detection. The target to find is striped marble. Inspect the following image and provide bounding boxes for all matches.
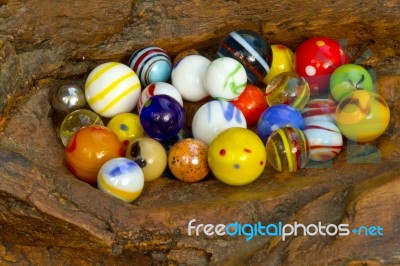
[85,62,141,118]
[129,46,172,87]
[265,71,310,110]
[303,121,343,161]
[301,98,337,125]
[217,30,272,84]
[266,127,309,172]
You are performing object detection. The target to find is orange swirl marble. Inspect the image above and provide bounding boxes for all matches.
[65,125,123,183]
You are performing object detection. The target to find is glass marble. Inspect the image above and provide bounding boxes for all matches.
[191,100,247,145]
[51,84,86,114]
[208,128,266,186]
[301,98,337,125]
[85,62,141,118]
[335,90,390,143]
[65,125,123,184]
[128,46,172,87]
[137,82,183,112]
[295,37,348,95]
[263,44,295,85]
[107,113,144,148]
[303,121,343,161]
[60,109,104,146]
[97,157,144,203]
[265,71,310,110]
[217,30,272,84]
[257,104,304,142]
[125,137,168,182]
[204,57,247,101]
[266,127,309,172]
[171,54,211,102]
[140,95,185,141]
[230,84,268,126]
[329,64,374,102]
[168,138,209,183]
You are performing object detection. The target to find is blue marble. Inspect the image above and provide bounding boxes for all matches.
[139,94,185,141]
[257,104,304,142]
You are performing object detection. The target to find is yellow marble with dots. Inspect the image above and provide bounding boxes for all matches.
[107,113,144,146]
[208,128,266,186]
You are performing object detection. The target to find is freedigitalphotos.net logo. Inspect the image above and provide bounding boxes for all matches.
[187,219,383,241]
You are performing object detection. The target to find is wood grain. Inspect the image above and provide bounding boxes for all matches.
[1,0,400,264]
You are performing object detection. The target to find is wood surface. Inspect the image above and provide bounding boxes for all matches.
[1,0,400,265]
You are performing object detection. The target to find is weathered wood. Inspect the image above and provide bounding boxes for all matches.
[1,0,400,265]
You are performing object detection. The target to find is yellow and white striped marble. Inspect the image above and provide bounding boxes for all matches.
[85,62,141,118]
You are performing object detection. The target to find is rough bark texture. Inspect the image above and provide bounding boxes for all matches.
[1,0,400,265]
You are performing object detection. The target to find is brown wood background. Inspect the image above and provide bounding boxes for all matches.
[1,0,400,265]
